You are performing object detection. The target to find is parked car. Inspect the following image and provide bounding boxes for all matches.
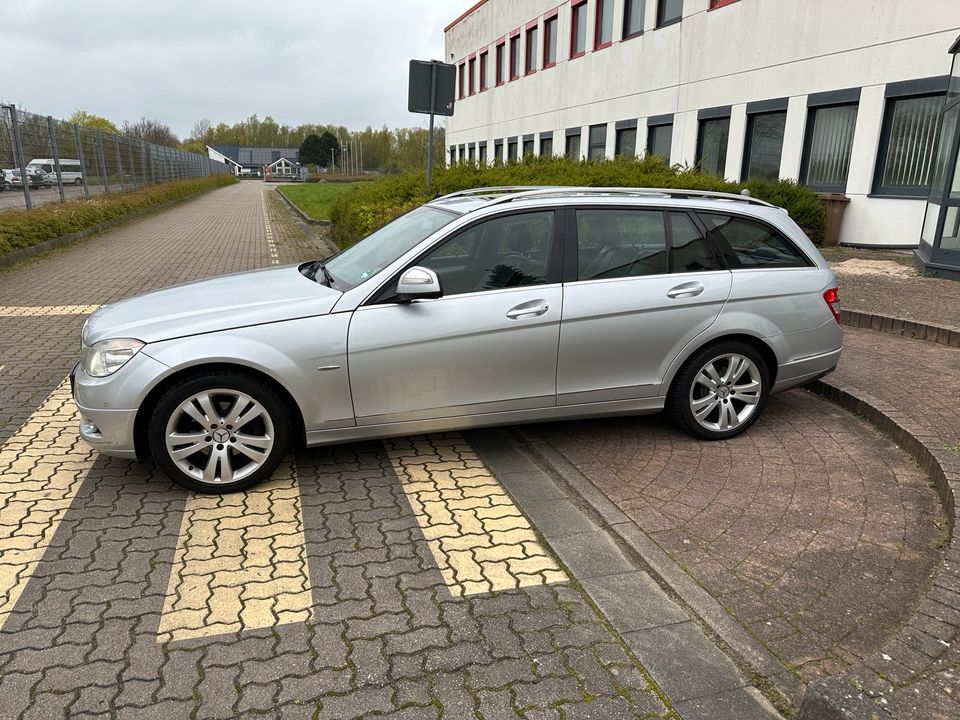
[10,168,51,189]
[72,186,843,493]
[27,159,84,185]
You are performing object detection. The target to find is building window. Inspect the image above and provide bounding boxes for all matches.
[571,1,588,58]
[494,139,504,162]
[479,142,488,165]
[616,127,637,157]
[588,124,607,160]
[468,57,476,95]
[657,0,683,27]
[743,111,787,181]
[624,0,645,39]
[697,117,730,176]
[468,144,476,162]
[508,138,519,162]
[874,93,949,196]
[479,51,488,91]
[595,0,614,49]
[449,147,456,165]
[526,25,538,74]
[647,123,673,161]
[523,138,535,157]
[566,132,582,160]
[541,135,554,156]
[544,14,558,67]
[509,34,521,80]
[496,42,506,85]
[459,146,466,162]
[458,63,465,99]
[801,103,859,192]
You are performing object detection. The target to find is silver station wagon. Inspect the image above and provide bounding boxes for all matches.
[73,187,843,493]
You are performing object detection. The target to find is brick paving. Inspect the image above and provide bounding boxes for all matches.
[526,388,947,704]
[0,182,675,720]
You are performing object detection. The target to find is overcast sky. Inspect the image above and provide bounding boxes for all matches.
[0,0,475,138]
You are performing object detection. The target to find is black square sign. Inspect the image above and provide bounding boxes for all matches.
[409,60,456,117]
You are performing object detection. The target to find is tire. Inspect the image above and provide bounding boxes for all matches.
[148,371,290,493]
[667,341,771,441]
[74,178,83,186]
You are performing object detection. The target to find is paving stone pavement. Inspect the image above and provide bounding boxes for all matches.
[0,183,678,719]
[524,366,947,708]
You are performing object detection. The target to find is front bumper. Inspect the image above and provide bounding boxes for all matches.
[71,352,169,459]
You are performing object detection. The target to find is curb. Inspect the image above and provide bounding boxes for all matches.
[273,187,333,227]
[0,182,235,271]
[839,308,960,349]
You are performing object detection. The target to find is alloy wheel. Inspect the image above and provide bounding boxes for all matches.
[688,353,763,433]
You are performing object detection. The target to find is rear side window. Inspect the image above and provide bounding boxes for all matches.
[576,209,667,280]
[698,213,811,269]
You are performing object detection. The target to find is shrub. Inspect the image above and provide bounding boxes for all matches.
[329,156,826,247]
[0,175,237,255]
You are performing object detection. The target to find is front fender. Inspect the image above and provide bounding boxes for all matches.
[142,314,355,431]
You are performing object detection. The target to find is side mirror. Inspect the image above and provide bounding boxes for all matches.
[397,266,443,301]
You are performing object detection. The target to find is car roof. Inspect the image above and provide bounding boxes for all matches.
[427,186,784,218]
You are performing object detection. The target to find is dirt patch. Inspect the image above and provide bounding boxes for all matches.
[833,258,919,277]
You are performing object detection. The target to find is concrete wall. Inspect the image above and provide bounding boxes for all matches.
[444,0,960,247]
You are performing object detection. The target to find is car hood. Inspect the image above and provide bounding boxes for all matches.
[83,265,341,345]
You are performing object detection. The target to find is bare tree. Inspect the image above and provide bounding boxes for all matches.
[121,117,179,148]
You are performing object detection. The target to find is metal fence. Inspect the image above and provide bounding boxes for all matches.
[0,104,231,212]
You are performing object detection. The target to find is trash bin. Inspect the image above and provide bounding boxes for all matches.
[817,193,850,247]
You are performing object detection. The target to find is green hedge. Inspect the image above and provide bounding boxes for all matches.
[0,174,237,255]
[329,156,826,247]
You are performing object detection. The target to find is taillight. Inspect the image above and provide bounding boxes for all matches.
[823,287,840,323]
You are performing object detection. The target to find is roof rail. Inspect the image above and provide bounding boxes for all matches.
[432,186,776,209]
[432,186,562,202]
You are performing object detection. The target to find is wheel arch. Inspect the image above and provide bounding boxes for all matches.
[132,362,307,461]
[661,332,779,399]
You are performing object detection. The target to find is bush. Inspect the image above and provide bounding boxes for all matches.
[0,175,237,255]
[329,156,826,247]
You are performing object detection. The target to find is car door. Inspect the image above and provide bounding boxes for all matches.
[347,209,563,425]
[557,207,732,404]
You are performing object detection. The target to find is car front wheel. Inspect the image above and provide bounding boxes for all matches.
[668,341,770,441]
[148,372,290,493]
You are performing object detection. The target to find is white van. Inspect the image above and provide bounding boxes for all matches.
[27,159,84,185]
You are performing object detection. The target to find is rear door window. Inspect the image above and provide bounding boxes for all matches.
[576,209,668,280]
[669,212,722,273]
[697,213,811,269]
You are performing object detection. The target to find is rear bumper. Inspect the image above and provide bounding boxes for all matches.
[773,347,842,393]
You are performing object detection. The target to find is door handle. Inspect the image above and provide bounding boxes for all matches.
[667,282,705,299]
[506,301,550,319]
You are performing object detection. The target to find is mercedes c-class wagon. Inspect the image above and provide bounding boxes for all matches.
[73,186,843,493]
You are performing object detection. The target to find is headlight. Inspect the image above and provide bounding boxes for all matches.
[81,338,145,378]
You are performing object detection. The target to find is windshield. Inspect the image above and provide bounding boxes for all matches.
[324,206,458,288]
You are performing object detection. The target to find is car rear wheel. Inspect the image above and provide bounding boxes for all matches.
[667,341,770,441]
[148,372,290,493]
[74,178,83,186]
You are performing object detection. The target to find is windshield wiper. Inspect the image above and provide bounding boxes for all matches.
[303,259,336,288]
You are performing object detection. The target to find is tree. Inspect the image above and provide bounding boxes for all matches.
[299,134,325,165]
[121,117,179,147]
[66,109,119,134]
[318,132,341,169]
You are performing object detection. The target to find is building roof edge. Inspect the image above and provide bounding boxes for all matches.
[445,0,492,33]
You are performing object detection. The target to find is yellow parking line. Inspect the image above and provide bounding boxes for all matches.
[0,379,96,630]
[157,457,312,643]
[386,434,567,597]
[0,305,101,317]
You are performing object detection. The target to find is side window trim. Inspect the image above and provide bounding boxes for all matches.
[366,208,563,305]
[683,210,730,271]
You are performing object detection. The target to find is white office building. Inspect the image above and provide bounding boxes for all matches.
[444,0,960,247]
